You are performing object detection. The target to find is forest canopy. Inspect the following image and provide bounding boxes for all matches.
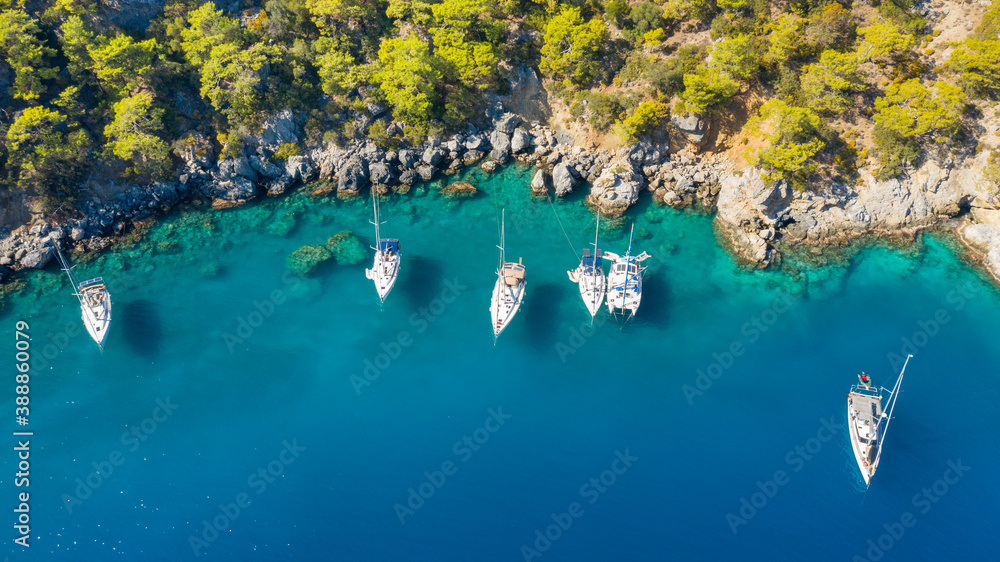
[0,0,992,208]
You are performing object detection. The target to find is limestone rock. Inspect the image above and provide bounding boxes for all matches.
[489,131,511,162]
[530,169,549,195]
[511,127,531,154]
[250,155,284,179]
[552,162,577,197]
[494,113,521,135]
[19,248,52,269]
[587,157,643,215]
[338,156,368,195]
[416,164,437,181]
[399,170,419,186]
[285,155,316,182]
[671,114,708,147]
[369,162,394,186]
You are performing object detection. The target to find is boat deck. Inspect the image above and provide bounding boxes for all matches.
[848,389,883,424]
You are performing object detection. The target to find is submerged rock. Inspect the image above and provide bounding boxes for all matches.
[441,181,478,198]
[287,244,333,275]
[266,212,298,237]
[325,231,366,265]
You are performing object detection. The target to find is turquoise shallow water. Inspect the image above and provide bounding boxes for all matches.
[2,164,999,560]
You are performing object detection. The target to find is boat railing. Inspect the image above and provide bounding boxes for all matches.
[849,385,881,397]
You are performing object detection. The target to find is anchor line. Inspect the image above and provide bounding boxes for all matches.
[545,191,580,262]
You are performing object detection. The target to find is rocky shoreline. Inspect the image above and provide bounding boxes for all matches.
[0,106,728,280]
[3,101,1000,287]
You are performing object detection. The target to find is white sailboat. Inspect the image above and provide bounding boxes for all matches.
[364,192,401,304]
[847,354,912,486]
[567,215,606,320]
[49,244,112,349]
[490,209,526,339]
[604,224,650,319]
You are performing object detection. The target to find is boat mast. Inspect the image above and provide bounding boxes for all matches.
[624,223,635,307]
[498,208,506,265]
[592,214,600,309]
[494,209,506,339]
[49,243,80,291]
[870,354,912,483]
[371,191,381,245]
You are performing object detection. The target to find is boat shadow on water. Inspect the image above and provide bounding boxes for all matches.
[518,282,566,351]
[401,255,445,310]
[631,274,671,329]
[119,299,163,359]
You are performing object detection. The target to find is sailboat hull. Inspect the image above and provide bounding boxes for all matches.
[847,389,882,486]
[606,268,642,315]
[848,400,875,485]
[366,248,401,303]
[569,265,605,318]
[80,292,112,348]
[491,276,525,338]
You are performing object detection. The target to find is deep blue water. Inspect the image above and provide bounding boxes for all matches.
[2,165,998,561]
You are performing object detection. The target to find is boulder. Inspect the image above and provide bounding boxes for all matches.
[423,146,444,166]
[202,176,257,203]
[338,156,368,195]
[19,248,52,269]
[398,149,418,169]
[511,127,531,154]
[369,162,394,185]
[587,157,644,215]
[552,162,577,197]
[399,170,419,186]
[285,155,316,182]
[463,150,485,164]
[232,156,259,181]
[530,169,549,195]
[465,134,486,151]
[266,175,294,197]
[489,131,511,162]
[494,113,522,134]
[250,155,284,179]
[671,114,708,147]
[416,164,437,181]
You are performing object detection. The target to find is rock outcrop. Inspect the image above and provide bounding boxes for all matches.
[587,157,644,216]
[552,162,577,197]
